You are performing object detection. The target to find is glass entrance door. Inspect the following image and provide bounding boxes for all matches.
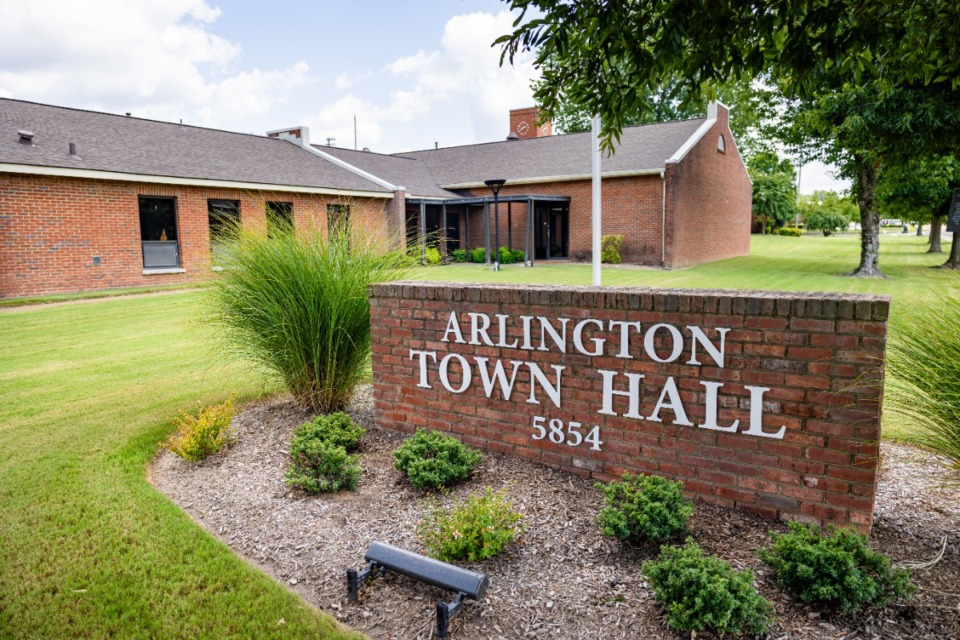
[534,204,569,260]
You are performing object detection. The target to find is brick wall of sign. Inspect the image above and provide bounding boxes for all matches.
[0,172,391,299]
[370,282,889,533]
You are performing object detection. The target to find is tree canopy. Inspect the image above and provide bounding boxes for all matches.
[497,0,960,150]
[748,152,798,232]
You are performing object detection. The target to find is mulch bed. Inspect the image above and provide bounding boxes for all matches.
[151,387,960,639]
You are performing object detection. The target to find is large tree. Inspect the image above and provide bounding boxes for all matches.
[497,0,960,150]
[749,151,798,233]
[878,156,960,254]
[776,81,960,275]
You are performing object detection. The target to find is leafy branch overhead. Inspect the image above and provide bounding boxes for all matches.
[497,0,960,151]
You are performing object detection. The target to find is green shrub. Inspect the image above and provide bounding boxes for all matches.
[759,520,915,612]
[600,234,623,264]
[417,488,524,562]
[293,412,364,451]
[887,294,960,468]
[469,247,486,263]
[773,226,803,237]
[424,247,442,265]
[166,398,237,461]
[393,429,483,490]
[643,539,774,637]
[511,249,525,263]
[284,434,361,493]
[596,473,692,544]
[498,246,514,264]
[450,249,467,262]
[207,222,409,413]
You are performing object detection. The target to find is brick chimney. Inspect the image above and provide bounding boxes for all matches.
[509,107,551,140]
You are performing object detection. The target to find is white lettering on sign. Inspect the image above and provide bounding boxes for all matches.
[411,311,789,443]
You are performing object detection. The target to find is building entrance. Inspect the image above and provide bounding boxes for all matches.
[534,204,569,260]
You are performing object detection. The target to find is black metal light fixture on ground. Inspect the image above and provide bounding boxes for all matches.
[484,179,506,271]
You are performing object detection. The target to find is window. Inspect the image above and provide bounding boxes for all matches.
[139,196,180,269]
[266,201,293,237]
[717,134,726,153]
[208,199,240,265]
[327,203,350,237]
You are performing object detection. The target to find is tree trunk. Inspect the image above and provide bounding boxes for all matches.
[942,231,960,269]
[928,215,943,253]
[916,223,923,236]
[850,160,883,277]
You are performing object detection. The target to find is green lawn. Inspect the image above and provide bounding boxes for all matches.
[417,234,958,320]
[0,294,362,639]
[0,233,953,637]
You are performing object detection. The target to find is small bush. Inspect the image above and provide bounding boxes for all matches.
[773,227,803,237]
[511,249,525,263]
[417,488,524,562]
[166,398,237,461]
[293,412,364,451]
[393,429,483,490]
[759,520,915,612]
[644,539,774,637]
[498,246,514,264]
[285,436,361,493]
[596,473,692,544]
[424,247,442,265]
[469,247,486,263]
[600,234,623,264]
[450,249,467,262]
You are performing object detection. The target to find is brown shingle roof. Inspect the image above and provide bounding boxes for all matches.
[317,146,459,198]
[0,98,390,194]
[396,118,704,186]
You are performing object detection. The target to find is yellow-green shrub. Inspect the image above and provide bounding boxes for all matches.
[166,398,237,461]
[417,488,524,562]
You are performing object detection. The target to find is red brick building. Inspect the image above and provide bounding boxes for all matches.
[1,98,750,299]
[324,102,751,268]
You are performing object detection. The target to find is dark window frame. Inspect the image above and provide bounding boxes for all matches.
[327,203,350,237]
[266,201,294,237]
[138,195,181,270]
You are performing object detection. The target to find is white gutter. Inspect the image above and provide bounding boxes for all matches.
[442,168,664,190]
[0,163,394,199]
[303,144,401,191]
[661,173,667,267]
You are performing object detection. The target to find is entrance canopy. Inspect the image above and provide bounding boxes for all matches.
[406,194,571,266]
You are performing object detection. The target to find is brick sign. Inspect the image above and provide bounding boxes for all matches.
[369,282,889,533]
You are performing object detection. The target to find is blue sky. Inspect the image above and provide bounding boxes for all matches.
[0,0,845,192]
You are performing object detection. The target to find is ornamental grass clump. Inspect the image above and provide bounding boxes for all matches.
[207,221,409,413]
[759,521,914,612]
[166,398,237,461]
[284,416,363,493]
[643,539,774,637]
[886,295,960,469]
[417,488,524,562]
[393,429,483,490]
[596,473,692,544]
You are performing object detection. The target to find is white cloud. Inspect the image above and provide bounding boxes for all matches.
[307,11,539,151]
[0,0,308,129]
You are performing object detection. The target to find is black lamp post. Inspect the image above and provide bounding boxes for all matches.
[484,179,506,271]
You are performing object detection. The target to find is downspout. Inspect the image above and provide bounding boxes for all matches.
[660,169,667,267]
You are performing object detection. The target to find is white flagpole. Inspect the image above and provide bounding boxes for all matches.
[591,115,602,286]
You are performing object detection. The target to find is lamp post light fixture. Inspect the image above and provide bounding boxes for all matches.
[485,179,506,271]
